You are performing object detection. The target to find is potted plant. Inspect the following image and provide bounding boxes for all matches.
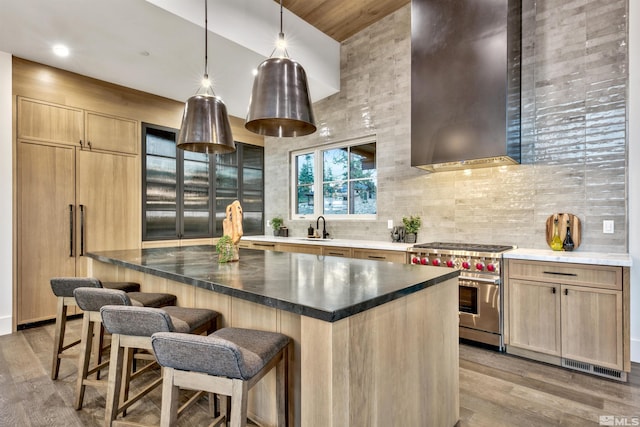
[402,215,422,243]
[215,235,234,263]
[270,216,284,236]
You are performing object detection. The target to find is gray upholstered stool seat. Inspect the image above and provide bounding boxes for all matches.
[49,277,141,380]
[152,328,291,427]
[100,304,220,427]
[72,287,178,410]
[51,277,141,298]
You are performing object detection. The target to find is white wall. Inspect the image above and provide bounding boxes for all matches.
[628,1,639,362]
[0,52,12,335]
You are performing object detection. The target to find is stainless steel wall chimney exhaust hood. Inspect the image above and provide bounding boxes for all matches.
[411,0,522,172]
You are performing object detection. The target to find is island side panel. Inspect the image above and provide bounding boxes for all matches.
[88,258,301,426]
[300,277,459,426]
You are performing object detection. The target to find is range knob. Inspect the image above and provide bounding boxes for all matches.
[432,258,441,266]
[420,257,428,265]
[476,262,485,271]
[487,263,496,272]
[446,259,455,268]
[412,256,420,264]
[462,261,470,269]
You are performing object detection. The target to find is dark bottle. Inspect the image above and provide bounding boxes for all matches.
[563,219,574,251]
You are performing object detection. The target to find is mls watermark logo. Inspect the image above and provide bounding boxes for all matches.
[600,415,640,426]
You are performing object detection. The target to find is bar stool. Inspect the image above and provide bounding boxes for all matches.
[49,277,141,380]
[100,303,220,427]
[151,328,291,427]
[73,287,178,410]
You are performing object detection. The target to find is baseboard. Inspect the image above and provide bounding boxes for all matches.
[631,337,640,363]
[0,315,12,336]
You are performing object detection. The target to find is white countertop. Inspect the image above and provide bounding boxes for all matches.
[244,237,633,266]
[504,248,632,267]
[243,235,413,252]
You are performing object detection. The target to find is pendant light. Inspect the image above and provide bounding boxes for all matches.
[245,0,316,137]
[177,0,235,154]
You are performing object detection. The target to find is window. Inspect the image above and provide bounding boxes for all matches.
[292,136,377,219]
[142,123,264,240]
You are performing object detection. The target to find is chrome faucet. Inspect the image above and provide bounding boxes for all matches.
[316,215,329,239]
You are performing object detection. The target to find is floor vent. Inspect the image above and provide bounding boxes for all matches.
[562,358,627,382]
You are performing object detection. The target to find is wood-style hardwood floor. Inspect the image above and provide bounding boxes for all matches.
[1,319,639,426]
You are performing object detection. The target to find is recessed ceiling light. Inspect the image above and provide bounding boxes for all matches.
[52,44,69,57]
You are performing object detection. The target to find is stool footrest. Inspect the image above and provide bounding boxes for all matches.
[177,390,206,417]
[60,339,81,352]
[82,378,107,388]
[117,377,163,415]
[86,359,109,377]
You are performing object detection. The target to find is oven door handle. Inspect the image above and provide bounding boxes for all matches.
[459,275,500,285]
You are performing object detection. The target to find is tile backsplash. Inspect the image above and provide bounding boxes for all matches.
[264,0,628,253]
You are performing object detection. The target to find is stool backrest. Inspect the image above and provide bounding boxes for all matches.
[152,332,248,379]
[101,306,176,337]
[73,287,131,312]
[51,277,102,297]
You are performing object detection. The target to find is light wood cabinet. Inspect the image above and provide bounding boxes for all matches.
[353,248,407,263]
[505,259,629,377]
[75,150,140,275]
[15,97,141,325]
[242,240,407,263]
[16,142,77,324]
[508,279,561,356]
[85,111,137,154]
[17,98,83,146]
[322,246,352,258]
[276,243,322,255]
[561,285,622,370]
[18,97,138,155]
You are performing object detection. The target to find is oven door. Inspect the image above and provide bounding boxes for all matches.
[458,275,500,334]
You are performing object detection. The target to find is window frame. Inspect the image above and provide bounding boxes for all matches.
[142,123,264,241]
[290,135,377,221]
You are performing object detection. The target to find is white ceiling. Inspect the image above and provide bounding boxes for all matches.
[0,0,340,118]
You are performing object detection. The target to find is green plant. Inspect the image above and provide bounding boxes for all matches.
[402,215,422,234]
[270,216,284,231]
[215,235,234,263]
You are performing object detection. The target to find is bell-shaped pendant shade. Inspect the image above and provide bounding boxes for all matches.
[245,57,316,137]
[177,93,235,154]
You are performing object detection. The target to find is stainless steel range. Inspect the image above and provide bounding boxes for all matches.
[407,242,515,350]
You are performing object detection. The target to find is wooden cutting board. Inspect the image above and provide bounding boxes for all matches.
[545,213,581,250]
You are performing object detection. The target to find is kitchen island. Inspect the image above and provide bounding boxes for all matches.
[87,245,460,426]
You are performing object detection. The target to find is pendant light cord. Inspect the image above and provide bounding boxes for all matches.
[270,0,289,58]
[204,0,209,81]
[280,0,283,35]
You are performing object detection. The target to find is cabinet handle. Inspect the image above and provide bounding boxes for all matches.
[367,255,386,260]
[327,252,345,256]
[79,204,85,256]
[543,271,578,277]
[564,288,568,296]
[79,140,83,148]
[254,243,275,248]
[87,141,92,150]
[69,204,74,257]
[552,287,556,294]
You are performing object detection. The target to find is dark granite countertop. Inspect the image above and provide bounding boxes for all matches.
[87,245,459,322]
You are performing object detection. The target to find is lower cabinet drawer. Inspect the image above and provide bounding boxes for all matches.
[323,247,353,257]
[508,260,622,290]
[353,249,406,263]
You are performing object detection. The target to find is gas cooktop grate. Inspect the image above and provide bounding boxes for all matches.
[412,242,514,253]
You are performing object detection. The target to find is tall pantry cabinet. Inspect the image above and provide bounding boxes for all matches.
[16,97,140,325]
